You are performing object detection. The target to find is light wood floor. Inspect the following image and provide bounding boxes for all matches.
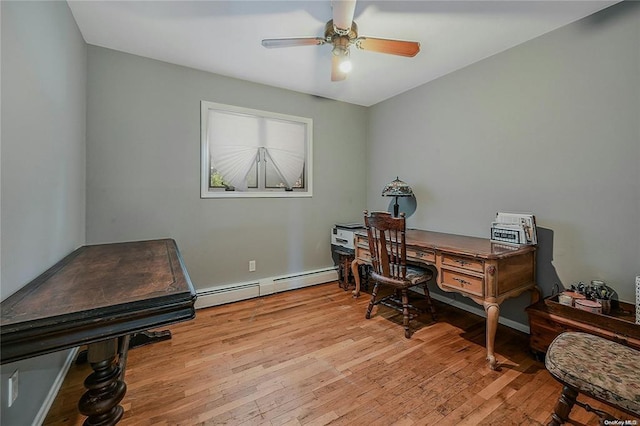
[44,282,631,425]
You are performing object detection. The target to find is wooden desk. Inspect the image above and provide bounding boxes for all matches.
[351,229,538,370]
[1,239,196,425]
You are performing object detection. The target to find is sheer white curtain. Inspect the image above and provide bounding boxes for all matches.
[207,110,305,190]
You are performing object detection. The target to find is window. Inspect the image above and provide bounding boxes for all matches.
[201,101,313,198]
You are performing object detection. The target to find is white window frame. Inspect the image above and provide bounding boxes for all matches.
[200,101,313,198]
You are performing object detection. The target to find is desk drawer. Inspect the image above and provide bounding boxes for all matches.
[441,269,484,297]
[355,236,368,248]
[442,254,484,273]
[407,248,435,264]
[356,247,371,263]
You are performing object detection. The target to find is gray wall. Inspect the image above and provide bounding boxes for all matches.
[1,2,638,423]
[367,1,640,324]
[1,1,86,424]
[85,46,368,289]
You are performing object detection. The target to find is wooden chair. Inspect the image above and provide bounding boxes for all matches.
[363,210,437,338]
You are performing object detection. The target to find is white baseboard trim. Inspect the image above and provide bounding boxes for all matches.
[195,267,339,309]
[273,267,338,293]
[430,293,530,334]
[195,281,261,309]
[33,347,79,426]
[194,269,530,334]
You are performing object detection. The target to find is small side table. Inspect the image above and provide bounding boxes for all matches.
[334,248,355,291]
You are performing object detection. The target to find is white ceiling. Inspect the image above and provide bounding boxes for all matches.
[67,0,618,107]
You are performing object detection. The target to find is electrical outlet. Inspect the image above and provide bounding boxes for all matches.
[249,260,256,272]
[8,369,18,407]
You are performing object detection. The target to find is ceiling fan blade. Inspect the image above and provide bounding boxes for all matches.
[332,0,357,32]
[262,37,326,49]
[356,37,420,57]
[331,55,347,82]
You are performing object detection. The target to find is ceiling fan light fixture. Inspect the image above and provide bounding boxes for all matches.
[332,44,352,73]
[339,56,352,73]
[331,36,350,53]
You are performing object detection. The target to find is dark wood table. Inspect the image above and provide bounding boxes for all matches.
[1,239,197,425]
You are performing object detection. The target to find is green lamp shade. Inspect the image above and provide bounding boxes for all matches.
[382,177,414,217]
[382,177,414,197]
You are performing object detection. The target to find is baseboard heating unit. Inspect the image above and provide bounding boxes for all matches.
[195,267,338,309]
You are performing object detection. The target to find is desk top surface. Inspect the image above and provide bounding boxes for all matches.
[1,239,196,363]
[357,228,535,259]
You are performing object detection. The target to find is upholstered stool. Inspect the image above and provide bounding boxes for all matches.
[545,332,640,425]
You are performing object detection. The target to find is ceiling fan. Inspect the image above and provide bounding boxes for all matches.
[261,0,420,81]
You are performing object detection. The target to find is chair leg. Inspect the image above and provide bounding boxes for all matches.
[548,385,578,426]
[366,283,379,319]
[402,289,411,338]
[423,284,437,321]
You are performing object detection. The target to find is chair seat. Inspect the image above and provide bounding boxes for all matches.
[405,265,432,285]
[545,332,640,416]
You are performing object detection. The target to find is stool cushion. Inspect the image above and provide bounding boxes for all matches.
[545,332,640,416]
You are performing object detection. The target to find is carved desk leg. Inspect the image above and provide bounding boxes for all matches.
[78,338,127,426]
[531,286,542,304]
[351,258,363,298]
[483,301,500,371]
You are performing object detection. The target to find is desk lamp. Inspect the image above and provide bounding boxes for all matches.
[382,177,414,217]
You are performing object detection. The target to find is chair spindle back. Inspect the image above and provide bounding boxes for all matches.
[364,211,407,281]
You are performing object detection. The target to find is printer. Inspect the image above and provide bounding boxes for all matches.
[331,223,365,255]
[331,223,365,289]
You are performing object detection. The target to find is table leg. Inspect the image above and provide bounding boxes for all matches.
[483,301,500,371]
[338,254,352,290]
[351,258,362,298]
[117,335,130,382]
[78,338,127,426]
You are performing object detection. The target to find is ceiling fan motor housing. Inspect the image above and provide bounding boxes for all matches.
[325,19,358,56]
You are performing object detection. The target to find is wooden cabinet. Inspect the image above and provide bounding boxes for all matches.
[526,295,640,356]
